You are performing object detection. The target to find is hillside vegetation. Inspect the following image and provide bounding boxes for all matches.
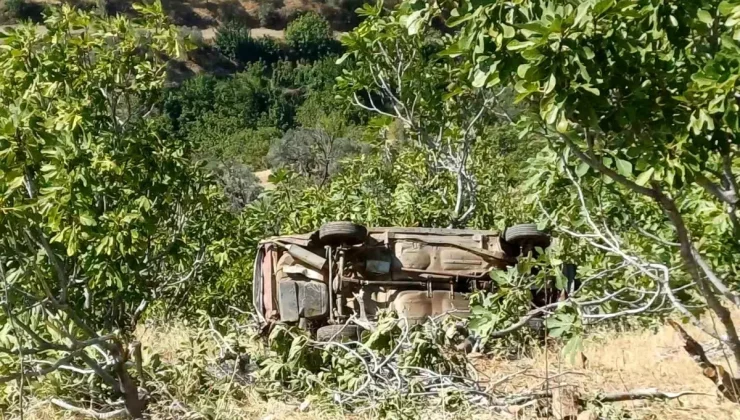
[0,0,377,29]
[1,1,740,419]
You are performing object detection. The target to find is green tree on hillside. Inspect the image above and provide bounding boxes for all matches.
[446,0,740,378]
[285,12,339,60]
[0,4,236,415]
[338,2,514,227]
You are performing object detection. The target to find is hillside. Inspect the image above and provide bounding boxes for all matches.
[0,0,372,30]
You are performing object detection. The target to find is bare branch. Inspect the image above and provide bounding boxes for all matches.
[593,388,711,402]
[696,172,738,205]
[0,351,80,384]
[50,399,127,419]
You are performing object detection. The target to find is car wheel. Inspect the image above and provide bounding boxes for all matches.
[316,324,362,342]
[527,316,548,339]
[504,223,551,249]
[526,317,545,331]
[319,221,367,246]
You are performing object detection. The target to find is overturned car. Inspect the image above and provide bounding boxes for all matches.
[253,222,568,340]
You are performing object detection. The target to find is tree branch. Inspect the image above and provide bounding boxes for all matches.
[696,172,738,205]
[668,319,740,403]
[592,388,710,402]
[561,133,656,198]
[50,399,127,419]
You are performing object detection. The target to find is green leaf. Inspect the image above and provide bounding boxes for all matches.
[472,69,488,88]
[556,113,569,133]
[697,10,713,25]
[635,168,654,186]
[335,53,350,65]
[615,158,632,177]
[517,64,530,78]
[404,10,425,35]
[446,13,474,27]
[582,46,595,60]
[79,214,97,226]
[719,1,737,16]
[544,73,557,94]
[562,335,583,364]
[580,85,600,96]
[501,24,515,39]
[575,162,589,177]
[507,40,535,51]
[6,175,24,194]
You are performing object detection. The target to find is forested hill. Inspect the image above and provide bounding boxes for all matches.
[1,0,377,30]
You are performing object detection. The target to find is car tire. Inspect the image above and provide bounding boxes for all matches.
[316,324,362,342]
[319,221,367,245]
[527,317,545,332]
[527,316,548,339]
[504,223,551,248]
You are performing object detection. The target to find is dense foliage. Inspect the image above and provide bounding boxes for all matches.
[3,0,740,417]
[215,21,284,65]
[0,4,240,414]
[442,0,740,365]
[285,11,340,60]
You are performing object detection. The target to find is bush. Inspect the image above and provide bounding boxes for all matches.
[214,21,251,61]
[253,36,283,63]
[198,126,280,171]
[215,22,284,65]
[267,127,361,183]
[271,57,344,91]
[323,0,365,31]
[284,12,339,61]
[179,25,205,48]
[207,160,263,211]
[258,0,279,28]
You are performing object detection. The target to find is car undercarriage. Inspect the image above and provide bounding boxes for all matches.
[254,222,571,340]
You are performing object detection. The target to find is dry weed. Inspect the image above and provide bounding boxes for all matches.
[11,309,740,420]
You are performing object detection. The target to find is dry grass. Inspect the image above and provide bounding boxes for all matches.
[474,308,740,420]
[13,309,740,420]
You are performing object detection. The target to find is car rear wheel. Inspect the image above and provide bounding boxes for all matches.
[316,324,362,342]
[319,221,367,245]
[504,223,551,248]
[527,317,545,332]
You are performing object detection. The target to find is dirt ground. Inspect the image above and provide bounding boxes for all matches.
[255,169,274,190]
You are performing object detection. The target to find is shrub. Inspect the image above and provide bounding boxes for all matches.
[253,36,283,63]
[207,160,263,211]
[179,25,205,48]
[214,21,252,61]
[215,22,284,65]
[267,127,361,183]
[4,0,25,18]
[258,0,279,28]
[198,126,280,171]
[323,0,365,31]
[164,74,219,133]
[284,12,339,61]
[271,57,343,91]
